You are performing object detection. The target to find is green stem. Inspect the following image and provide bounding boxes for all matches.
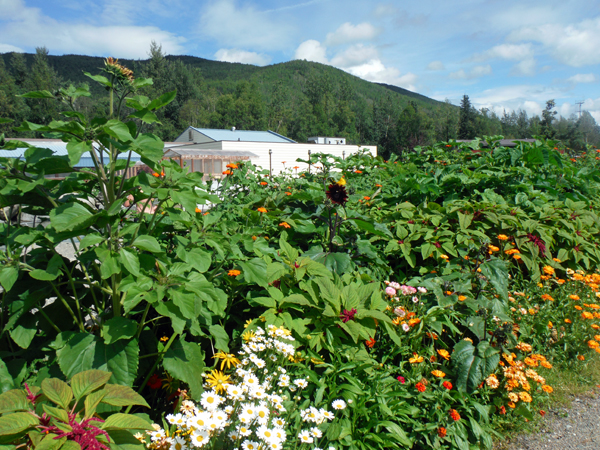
[38,307,61,334]
[125,333,179,414]
[135,303,151,339]
[49,282,85,332]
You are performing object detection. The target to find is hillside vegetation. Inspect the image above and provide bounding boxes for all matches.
[1,45,599,154]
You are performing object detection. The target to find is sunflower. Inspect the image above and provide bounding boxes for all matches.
[325,183,348,205]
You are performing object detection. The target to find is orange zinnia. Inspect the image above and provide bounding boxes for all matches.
[449,409,460,421]
[431,370,446,378]
[279,222,291,228]
[365,337,376,348]
[257,207,267,213]
[437,349,450,360]
[228,269,241,277]
[260,181,268,186]
[222,170,232,175]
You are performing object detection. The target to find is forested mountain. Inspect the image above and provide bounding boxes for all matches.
[1,45,599,155]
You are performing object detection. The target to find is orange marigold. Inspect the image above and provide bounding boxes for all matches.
[542,266,555,275]
[437,349,450,360]
[508,401,516,408]
[588,340,600,349]
[578,355,585,361]
[541,294,554,301]
[541,385,553,393]
[449,409,461,421]
[519,392,532,402]
[570,295,580,300]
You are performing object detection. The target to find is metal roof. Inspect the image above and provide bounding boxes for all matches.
[190,127,296,143]
[163,148,258,160]
[1,139,141,167]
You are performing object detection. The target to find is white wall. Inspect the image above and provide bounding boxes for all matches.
[216,141,377,176]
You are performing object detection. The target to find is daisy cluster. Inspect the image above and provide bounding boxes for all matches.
[143,325,346,450]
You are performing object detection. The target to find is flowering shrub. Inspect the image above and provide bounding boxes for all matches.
[141,325,346,450]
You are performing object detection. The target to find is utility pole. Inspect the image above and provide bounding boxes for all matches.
[575,101,584,119]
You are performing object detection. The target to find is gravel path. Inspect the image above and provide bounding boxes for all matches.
[496,389,600,450]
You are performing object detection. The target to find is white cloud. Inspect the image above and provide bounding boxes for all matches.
[0,0,185,58]
[511,59,536,76]
[330,44,378,68]
[426,60,445,71]
[508,17,600,67]
[568,73,597,83]
[0,43,24,53]
[450,65,492,80]
[325,22,381,46]
[214,49,270,66]
[294,40,329,64]
[345,60,417,91]
[199,0,292,51]
[473,43,534,62]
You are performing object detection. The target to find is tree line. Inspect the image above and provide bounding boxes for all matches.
[1,44,599,157]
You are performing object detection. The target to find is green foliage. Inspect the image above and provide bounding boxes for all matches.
[0,369,150,449]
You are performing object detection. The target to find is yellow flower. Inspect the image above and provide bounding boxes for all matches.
[159,336,169,342]
[213,351,241,370]
[242,330,256,342]
[336,177,347,186]
[205,370,231,393]
[542,385,553,393]
[542,266,555,275]
[489,245,499,252]
[409,354,424,364]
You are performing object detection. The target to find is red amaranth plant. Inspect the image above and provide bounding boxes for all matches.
[340,308,357,323]
[527,233,546,254]
[44,415,110,450]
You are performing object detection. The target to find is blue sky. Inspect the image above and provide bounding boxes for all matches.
[1,0,600,122]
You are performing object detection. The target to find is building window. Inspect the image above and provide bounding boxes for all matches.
[188,130,193,141]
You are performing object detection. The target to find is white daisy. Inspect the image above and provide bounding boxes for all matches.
[170,436,187,450]
[298,430,314,444]
[320,409,334,421]
[200,391,223,411]
[293,378,308,389]
[240,403,257,418]
[244,374,260,388]
[332,399,347,410]
[311,427,323,438]
[256,426,279,443]
[237,425,252,437]
[187,412,211,431]
[190,430,210,448]
[255,405,270,425]
[271,417,286,428]
[241,440,260,450]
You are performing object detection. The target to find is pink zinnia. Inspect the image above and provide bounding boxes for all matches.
[385,287,397,296]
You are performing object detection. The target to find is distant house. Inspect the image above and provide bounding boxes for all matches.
[172,127,377,178]
[0,138,144,178]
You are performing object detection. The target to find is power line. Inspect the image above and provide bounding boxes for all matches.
[575,101,584,118]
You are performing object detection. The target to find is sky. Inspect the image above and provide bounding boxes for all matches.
[1,0,600,122]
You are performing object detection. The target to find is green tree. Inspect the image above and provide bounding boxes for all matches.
[541,99,557,138]
[458,95,477,139]
[23,47,61,125]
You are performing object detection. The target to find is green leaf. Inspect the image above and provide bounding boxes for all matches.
[379,421,412,448]
[0,362,15,394]
[120,249,141,276]
[19,90,54,99]
[102,385,149,408]
[36,434,66,450]
[132,236,162,253]
[56,334,139,387]
[513,403,534,420]
[50,203,94,232]
[103,120,133,142]
[0,267,18,292]
[479,259,509,301]
[182,249,211,273]
[0,390,29,414]
[238,258,268,288]
[208,325,229,352]
[84,390,107,419]
[29,253,63,282]
[60,441,81,450]
[84,73,112,87]
[101,414,153,431]
[148,91,177,111]
[41,378,73,409]
[42,404,69,423]
[66,140,92,167]
[163,338,205,401]
[101,318,138,345]
[133,134,164,162]
[70,370,112,400]
[452,340,500,393]
[0,412,38,436]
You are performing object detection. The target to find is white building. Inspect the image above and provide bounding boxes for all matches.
[172,127,377,178]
